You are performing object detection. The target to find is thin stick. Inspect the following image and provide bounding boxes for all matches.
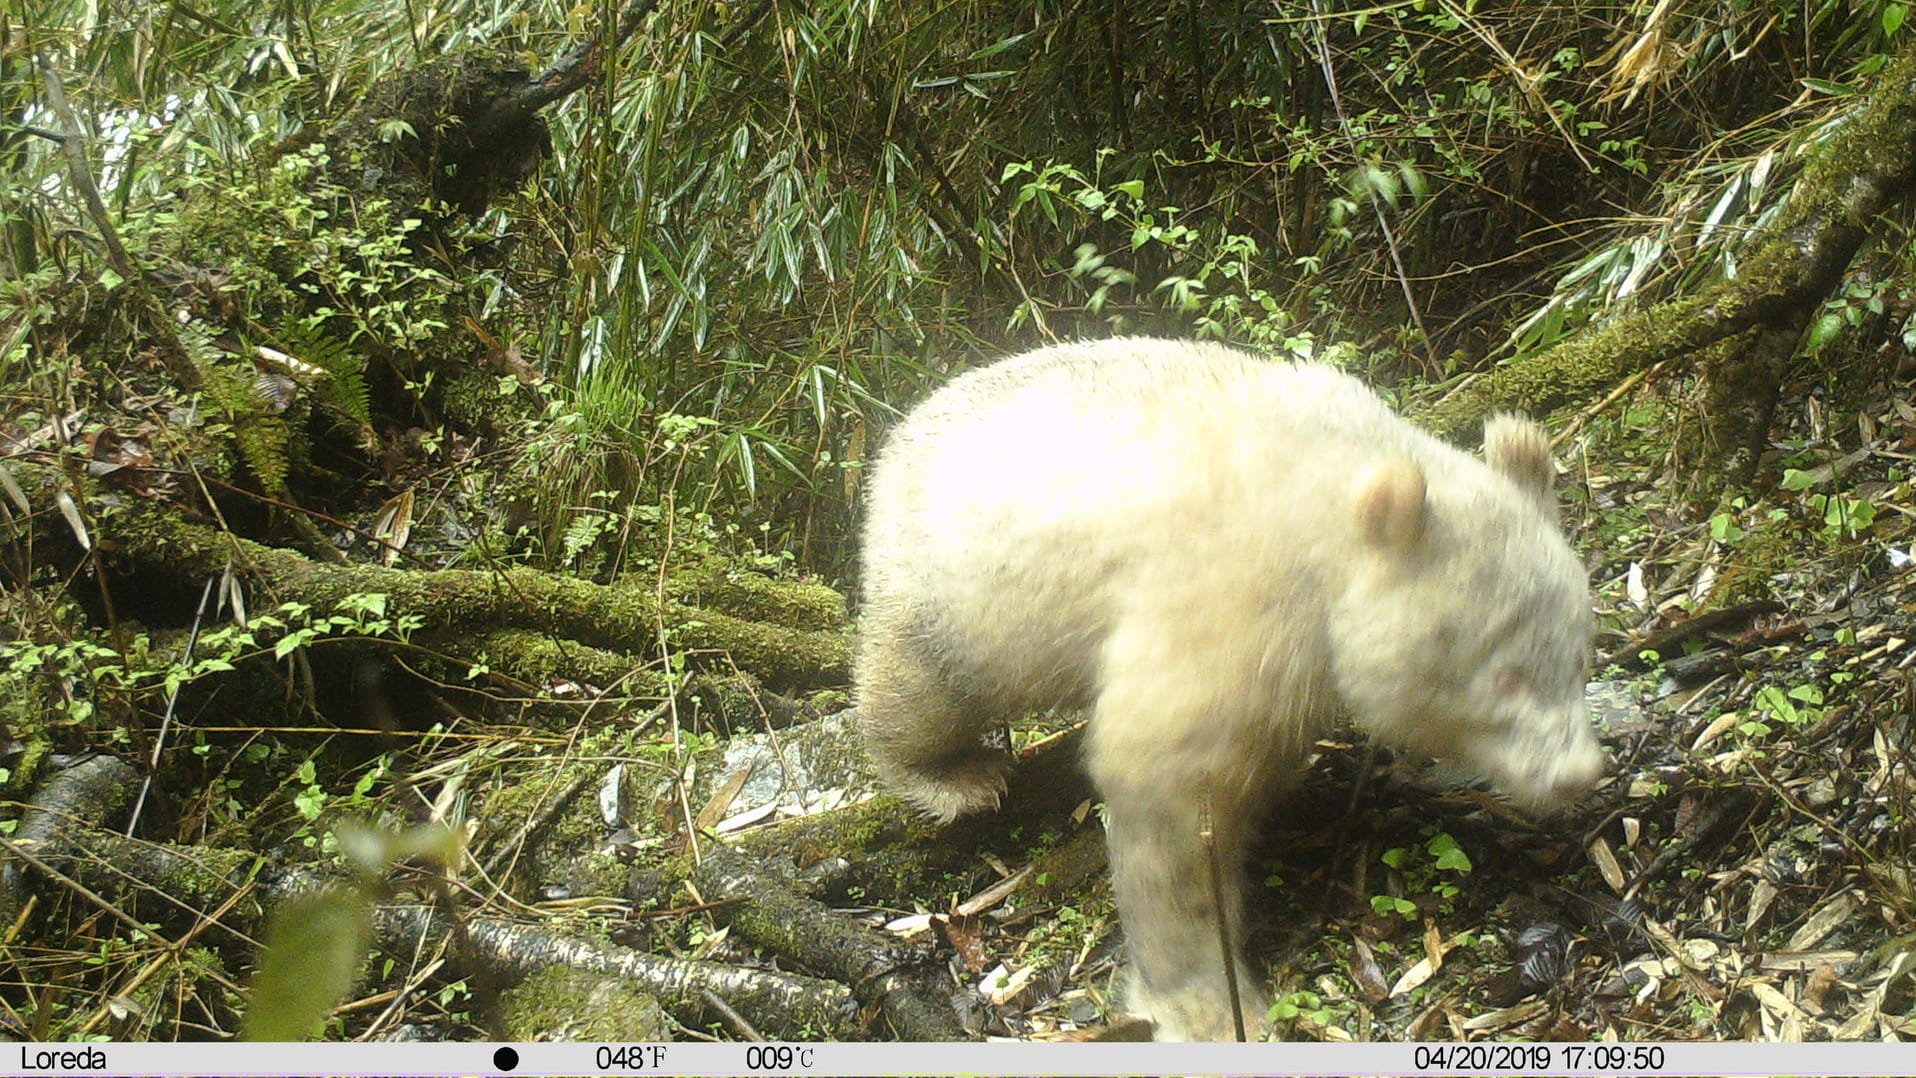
[1201,799,1247,1042]
[1552,360,1664,449]
[700,987,765,1042]
[127,572,217,835]
[1302,1,1439,378]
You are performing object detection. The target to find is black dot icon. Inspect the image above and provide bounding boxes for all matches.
[493,1045,520,1071]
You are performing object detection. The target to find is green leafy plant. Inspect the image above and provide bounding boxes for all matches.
[1270,989,1337,1025]
[2,593,426,758]
[1741,681,1828,739]
[1780,469,1880,540]
[1374,830,1475,917]
[1370,893,1419,918]
[1708,502,1748,545]
[1000,158,1367,354]
[274,317,374,432]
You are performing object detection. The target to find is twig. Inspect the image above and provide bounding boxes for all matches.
[1301,1,1439,377]
[127,572,218,835]
[1551,360,1664,449]
[1200,800,1246,1042]
[699,987,765,1041]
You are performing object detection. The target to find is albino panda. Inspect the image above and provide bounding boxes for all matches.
[854,337,1604,1042]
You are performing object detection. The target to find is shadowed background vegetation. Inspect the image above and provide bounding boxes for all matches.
[12,0,1911,574]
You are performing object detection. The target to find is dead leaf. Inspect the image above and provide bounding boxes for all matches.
[1802,963,1838,1014]
[1758,949,1856,972]
[938,912,989,974]
[1461,999,1547,1033]
[85,434,156,477]
[1587,834,1626,894]
[220,559,247,628]
[372,488,415,567]
[1692,712,1740,751]
[1598,0,1681,107]
[54,490,89,550]
[687,924,728,961]
[1786,890,1858,951]
[988,963,1040,1007]
[957,864,1031,917]
[1744,877,1778,937]
[714,803,778,833]
[1748,981,1806,1041]
[0,461,29,512]
[1349,936,1390,1002]
[883,911,933,937]
[695,766,752,833]
[1391,928,1458,998]
[1835,948,1910,1038]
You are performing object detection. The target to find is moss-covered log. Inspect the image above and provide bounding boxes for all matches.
[661,560,845,632]
[40,818,856,1038]
[725,729,1099,906]
[1412,41,1916,441]
[4,754,854,1041]
[96,496,849,689]
[1,755,149,918]
[368,902,856,1039]
[693,843,968,1039]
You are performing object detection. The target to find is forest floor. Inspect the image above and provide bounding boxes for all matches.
[786,369,1916,1043]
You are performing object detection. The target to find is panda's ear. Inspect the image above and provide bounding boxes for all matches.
[1355,459,1426,557]
[1484,414,1556,502]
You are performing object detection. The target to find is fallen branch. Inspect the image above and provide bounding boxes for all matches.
[0,754,144,917]
[367,902,856,1039]
[1413,43,1916,441]
[727,727,1099,908]
[16,799,857,1039]
[693,843,968,1040]
[92,493,849,689]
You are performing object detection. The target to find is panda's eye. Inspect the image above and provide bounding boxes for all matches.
[1493,667,1527,697]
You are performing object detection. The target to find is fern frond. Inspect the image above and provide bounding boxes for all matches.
[177,323,259,418]
[322,365,373,429]
[234,415,292,494]
[275,318,372,427]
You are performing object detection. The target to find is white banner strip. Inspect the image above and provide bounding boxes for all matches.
[3,1040,1906,1076]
